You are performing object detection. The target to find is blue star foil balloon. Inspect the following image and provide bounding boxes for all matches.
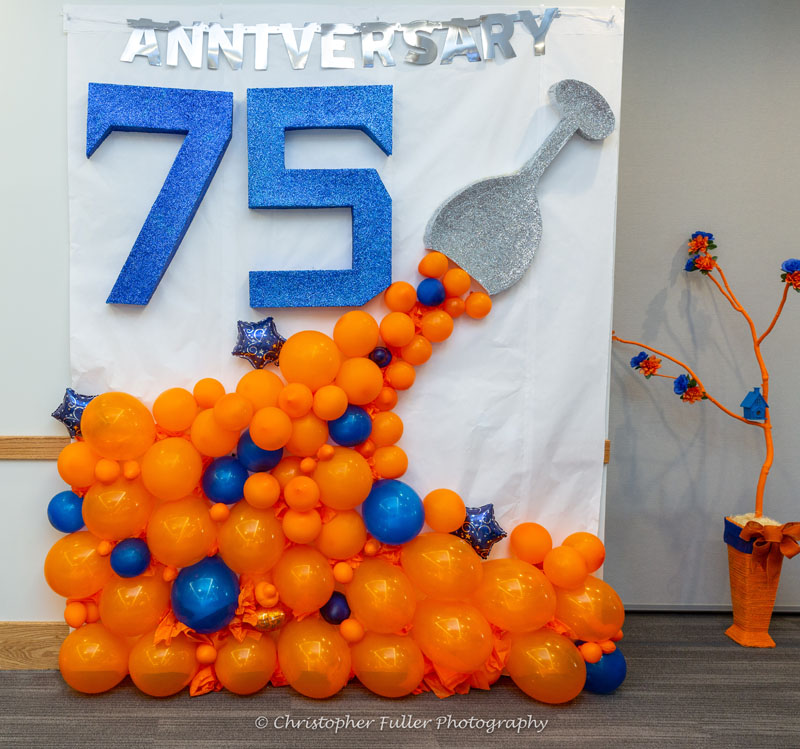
[231,317,286,369]
[51,388,96,437]
[453,503,507,558]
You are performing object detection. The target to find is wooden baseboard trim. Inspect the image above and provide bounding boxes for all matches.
[0,436,70,460]
[0,621,67,669]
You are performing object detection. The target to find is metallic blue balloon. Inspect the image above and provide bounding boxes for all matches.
[171,556,240,634]
[320,591,351,625]
[236,430,283,472]
[328,405,372,447]
[452,503,507,559]
[202,456,249,504]
[47,490,84,533]
[51,388,96,437]
[369,346,392,368]
[417,278,446,307]
[362,479,425,546]
[231,317,285,369]
[110,538,151,577]
[584,648,627,694]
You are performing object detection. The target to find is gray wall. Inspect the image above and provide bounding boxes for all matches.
[606,0,800,608]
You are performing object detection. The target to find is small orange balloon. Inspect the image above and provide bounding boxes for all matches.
[563,532,606,573]
[141,437,203,501]
[335,358,384,406]
[57,441,100,488]
[316,510,367,560]
[352,633,425,698]
[215,636,277,695]
[153,387,197,433]
[285,412,329,457]
[356,438,376,458]
[510,522,553,565]
[45,531,112,599]
[317,444,335,461]
[97,540,113,556]
[579,642,603,663]
[209,502,230,522]
[384,281,417,313]
[190,409,240,457]
[420,310,454,342]
[146,496,216,568]
[347,559,416,634]
[465,292,492,319]
[334,310,380,358]
[373,446,408,478]
[371,412,403,447]
[85,600,100,623]
[401,532,483,600]
[340,618,365,643]
[279,331,341,392]
[418,250,449,278]
[277,383,313,418]
[333,561,354,583]
[272,456,303,489]
[59,623,128,694]
[82,477,154,541]
[443,267,471,297]
[300,457,317,474]
[380,312,416,348]
[444,297,466,318]
[373,386,398,411]
[193,378,225,408]
[81,392,156,461]
[94,458,121,484]
[282,508,322,544]
[195,644,217,664]
[313,447,373,510]
[554,576,625,642]
[400,335,432,365]
[99,574,171,637]
[273,546,334,615]
[249,407,292,451]
[543,546,588,589]
[128,632,198,697]
[385,361,415,390]
[284,476,320,510]
[243,472,281,509]
[423,488,465,533]
[213,392,253,431]
[236,369,284,410]
[64,601,87,628]
[217,501,285,574]
[122,460,141,480]
[312,384,349,421]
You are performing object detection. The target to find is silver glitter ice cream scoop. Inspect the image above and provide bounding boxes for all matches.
[423,79,615,295]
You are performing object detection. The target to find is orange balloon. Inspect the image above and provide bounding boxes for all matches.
[384,281,416,312]
[420,310,454,342]
[193,378,225,408]
[347,559,416,634]
[272,456,303,488]
[128,632,198,697]
[333,310,380,358]
[190,409,240,457]
[284,476,320,510]
[423,489,466,533]
[217,501,284,574]
[418,250,449,278]
[443,267,471,297]
[82,477,154,541]
[215,635,277,695]
[243,472,281,509]
[385,361,415,390]
[64,601,88,628]
[94,458,121,484]
[236,369,284,410]
[380,312,415,348]
[510,522,553,565]
[412,600,493,673]
[563,532,606,573]
[352,633,425,698]
[278,383,313,418]
[373,386,398,411]
[278,618,351,698]
[153,387,197,433]
[554,575,625,642]
[400,335,432,365]
[504,629,586,704]
[59,623,128,694]
[370,412,403,447]
[57,441,100,488]
[146,496,216,568]
[465,292,492,319]
[44,531,112,598]
[335,358,384,405]
[315,510,366,560]
[282,508,322,544]
[213,393,254,432]
[313,447,373,510]
[543,546,588,589]
[312,384,349,421]
[141,437,203,501]
[249,407,292,451]
[285,412,329,457]
[400,532,483,600]
[373,446,408,478]
[81,392,156,460]
[272,546,333,615]
[444,297,466,318]
[472,559,556,633]
[279,331,341,392]
[99,574,171,637]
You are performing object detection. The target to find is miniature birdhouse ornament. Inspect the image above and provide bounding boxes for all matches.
[740,387,768,421]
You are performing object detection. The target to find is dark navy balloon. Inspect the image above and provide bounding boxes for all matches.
[202,456,249,504]
[328,405,372,447]
[362,479,425,545]
[47,491,84,533]
[416,278,446,307]
[110,538,151,577]
[584,648,627,694]
[236,430,283,472]
[320,591,351,625]
[171,556,240,634]
[369,347,392,368]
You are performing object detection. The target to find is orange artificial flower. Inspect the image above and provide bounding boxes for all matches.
[638,356,662,378]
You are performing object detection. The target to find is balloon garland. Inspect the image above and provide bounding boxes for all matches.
[46,250,626,702]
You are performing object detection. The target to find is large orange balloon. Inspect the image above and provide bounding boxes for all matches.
[335,357,384,405]
[44,531,112,598]
[400,532,483,600]
[272,546,333,615]
[347,559,416,634]
[504,629,586,704]
[146,496,216,568]
[279,331,341,392]
[472,559,556,633]
[215,635,277,695]
[351,633,424,698]
[315,510,366,560]
[313,447,373,510]
[81,392,156,460]
[152,387,197,433]
[57,441,100,488]
[554,575,625,642]
[236,369,284,410]
[217,501,284,574]
[81,477,154,540]
[333,310,380,358]
[141,437,203,501]
[278,618,351,698]
[412,600,493,673]
[59,623,128,694]
[99,574,171,637]
[285,412,329,457]
[128,633,198,697]
[190,409,240,457]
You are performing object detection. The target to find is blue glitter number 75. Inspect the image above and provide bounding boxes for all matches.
[247,86,393,308]
[87,83,233,305]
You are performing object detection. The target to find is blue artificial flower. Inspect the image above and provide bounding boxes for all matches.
[630,351,648,369]
[685,256,698,272]
[691,231,714,242]
[673,374,689,395]
[781,259,800,274]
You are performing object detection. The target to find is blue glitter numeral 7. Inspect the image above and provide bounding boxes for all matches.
[87,83,233,305]
[247,86,393,308]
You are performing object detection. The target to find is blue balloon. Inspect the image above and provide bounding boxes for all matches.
[237,430,283,472]
[584,648,627,694]
[171,556,240,634]
[362,479,425,545]
[417,278,446,307]
[328,405,372,447]
[47,491,84,533]
[202,456,249,504]
[110,538,151,577]
[369,347,392,368]
[320,591,351,625]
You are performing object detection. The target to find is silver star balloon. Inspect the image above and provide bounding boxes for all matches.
[51,388,96,437]
[232,317,285,369]
[453,503,507,558]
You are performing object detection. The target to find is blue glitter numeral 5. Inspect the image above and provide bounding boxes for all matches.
[247,86,393,308]
[87,83,233,305]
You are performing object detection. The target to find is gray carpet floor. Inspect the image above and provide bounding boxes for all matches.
[1,613,799,748]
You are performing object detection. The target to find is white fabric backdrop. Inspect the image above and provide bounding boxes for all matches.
[65,4,623,546]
